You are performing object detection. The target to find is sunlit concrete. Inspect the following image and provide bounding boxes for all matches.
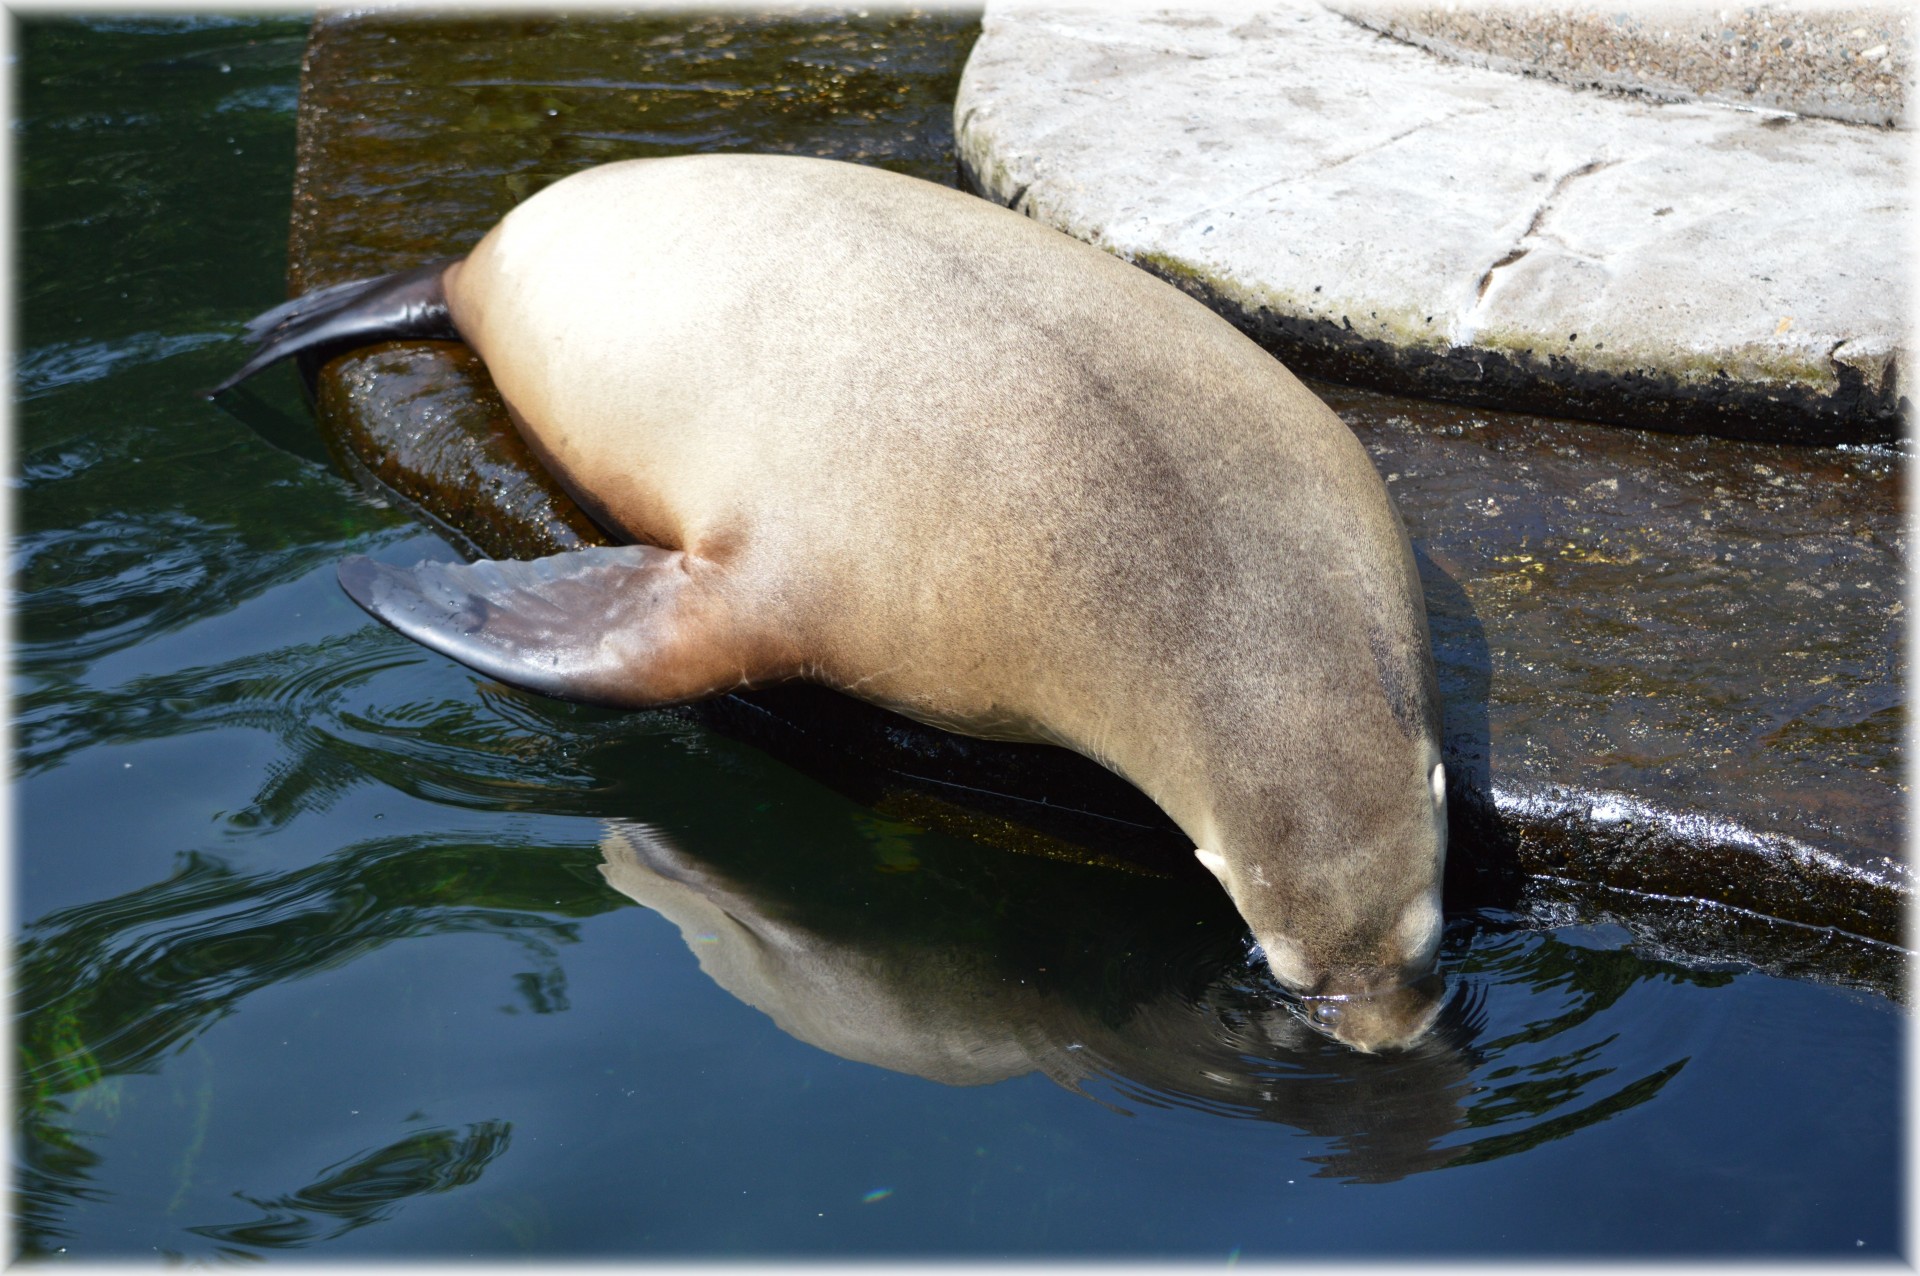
[955,3,1909,441]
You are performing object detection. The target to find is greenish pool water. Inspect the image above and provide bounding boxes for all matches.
[11,14,1905,1261]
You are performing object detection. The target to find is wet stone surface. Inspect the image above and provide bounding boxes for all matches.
[289,10,978,293]
[1330,386,1903,855]
[315,341,609,560]
[1327,385,1905,959]
[283,10,1903,995]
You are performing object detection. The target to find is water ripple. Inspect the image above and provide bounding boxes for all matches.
[187,1122,513,1248]
[17,616,677,828]
[15,330,231,398]
[16,836,616,1105]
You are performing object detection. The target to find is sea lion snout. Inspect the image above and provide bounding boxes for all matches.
[1191,738,1449,1050]
[1229,886,1447,1053]
[1248,901,1447,1053]
[1299,973,1448,1054]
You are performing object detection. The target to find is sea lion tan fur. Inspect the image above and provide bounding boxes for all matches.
[219,153,1449,1051]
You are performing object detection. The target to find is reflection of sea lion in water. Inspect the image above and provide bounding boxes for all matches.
[596,820,1473,1179]
[214,153,1447,1050]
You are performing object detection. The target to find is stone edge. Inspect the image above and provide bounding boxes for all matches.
[956,159,1910,448]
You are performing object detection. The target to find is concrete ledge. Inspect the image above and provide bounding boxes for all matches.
[955,3,1910,443]
[1329,3,1910,128]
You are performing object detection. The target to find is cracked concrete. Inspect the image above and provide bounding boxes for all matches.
[1328,2,1910,128]
[1461,156,1617,344]
[954,2,1909,442]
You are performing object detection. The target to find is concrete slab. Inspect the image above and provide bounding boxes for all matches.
[954,3,1910,443]
[1329,3,1910,128]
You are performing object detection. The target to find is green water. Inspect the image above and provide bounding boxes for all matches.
[11,14,1904,1261]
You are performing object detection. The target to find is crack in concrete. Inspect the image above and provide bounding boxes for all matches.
[1526,158,1616,238]
[1232,113,1474,207]
[1475,247,1528,301]
[1458,157,1618,345]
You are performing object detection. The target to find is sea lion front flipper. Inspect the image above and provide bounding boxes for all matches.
[338,545,746,709]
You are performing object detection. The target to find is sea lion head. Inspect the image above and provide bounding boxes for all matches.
[1192,729,1450,1055]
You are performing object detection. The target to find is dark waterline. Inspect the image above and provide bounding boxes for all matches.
[10,14,1905,1260]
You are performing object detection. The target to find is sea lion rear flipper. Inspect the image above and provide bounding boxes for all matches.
[203,258,462,398]
[338,545,743,709]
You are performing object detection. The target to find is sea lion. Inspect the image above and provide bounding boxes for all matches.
[213,153,1448,1051]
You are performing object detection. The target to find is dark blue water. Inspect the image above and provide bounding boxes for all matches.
[11,14,1906,1261]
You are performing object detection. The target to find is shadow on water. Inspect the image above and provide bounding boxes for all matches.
[1411,541,1516,908]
